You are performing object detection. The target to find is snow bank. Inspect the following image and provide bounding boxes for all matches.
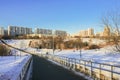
[47,45,120,66]
[0,55,31,80]
[5,39,31,49]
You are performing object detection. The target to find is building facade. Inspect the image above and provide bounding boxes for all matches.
[79,28,94,37]
[88,28,94,36]
[0,27,4,36]
[35,28,52,36]
[54,30,67,37]
[8,26,32,36]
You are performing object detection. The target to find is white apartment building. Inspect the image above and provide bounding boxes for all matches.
[34,28,67,37]
[0,27,4,35]
[35,28,52,36]
[79,28,94,37]
[88,28,94,36]
[8,26,32,36]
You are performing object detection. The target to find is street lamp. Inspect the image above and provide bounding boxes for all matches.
[79,45,82,59]
[20,41,24,57]
[79,37,82,59]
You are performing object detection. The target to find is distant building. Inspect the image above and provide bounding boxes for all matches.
[88,28,94,36]
[79,28,94,37]
[95,26,111,37]
[8,26,32,36]
[0,27,4,36]
[35,28,52,36]
[103,26,110,37]
[54,30,67,37]
[4,30,8,36]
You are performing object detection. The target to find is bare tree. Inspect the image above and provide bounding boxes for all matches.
[102,11,120,52]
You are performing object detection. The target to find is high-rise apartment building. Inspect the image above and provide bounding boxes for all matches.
[0,27,4,36]
[8,26,32,36]
[79,28,94,37]
[54,30,67,37]
[35,28,52,36]
[4,30,8,36]
[88,28,94,36]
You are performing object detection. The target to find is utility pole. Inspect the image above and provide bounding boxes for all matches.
[80,45,82,59]
[79,37,82,59]
[20,41,23,58]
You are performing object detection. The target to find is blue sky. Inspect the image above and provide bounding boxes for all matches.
[0,0,120,34]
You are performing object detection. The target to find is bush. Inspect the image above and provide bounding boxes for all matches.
[89,44,100,49]
[2,35,12,39]
[83,42,89,47]
[0,44,10,56]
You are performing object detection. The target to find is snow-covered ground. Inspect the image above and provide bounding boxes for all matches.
[54,47,120,65]
[0,55,31,80]
[4,39,116,66]
[82,38,106,45]
[34,46,120,66]
[2,40,120,65]
[0,40,32,80]
[4,39,31,49]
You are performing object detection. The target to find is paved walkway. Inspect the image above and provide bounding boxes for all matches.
[32,55,87,80]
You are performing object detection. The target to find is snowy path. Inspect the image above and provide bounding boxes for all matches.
[32,55,86,80]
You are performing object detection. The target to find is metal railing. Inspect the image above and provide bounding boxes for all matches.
[39,54,120,80]
[17,56,33,80]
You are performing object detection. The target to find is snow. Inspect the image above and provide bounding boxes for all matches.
[30,43,120,67]
[0,40,32,80]
[82,38,106,45]
[0,55,31,80]
[49,46,120,65]
[5,39,31,49]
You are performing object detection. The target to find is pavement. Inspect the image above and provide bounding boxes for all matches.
[32,55,87,80]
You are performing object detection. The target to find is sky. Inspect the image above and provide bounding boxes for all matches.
[0,0,120,34]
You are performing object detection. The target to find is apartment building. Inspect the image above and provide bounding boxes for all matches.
[35,28,52,36]
[79,28,94,37]
[54,30,67,37]
[0,27,4,36]
[8,26,32,36]
[88,28,94,36]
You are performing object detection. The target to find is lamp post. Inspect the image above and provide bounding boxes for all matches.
[79,45,82,59]
[79,37,82,59]
[20,41,24,58]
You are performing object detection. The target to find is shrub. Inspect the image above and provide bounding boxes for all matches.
[89,44,100,49]
[83,42,89,47]
[0,44,10,56]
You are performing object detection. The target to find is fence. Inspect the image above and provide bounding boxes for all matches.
[39,54,120,80]
[17,56,33,80]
